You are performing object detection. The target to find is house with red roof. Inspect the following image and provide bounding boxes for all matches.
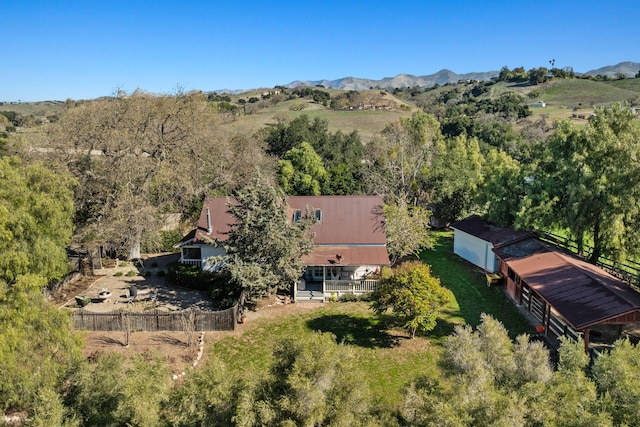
[176,195,391,302]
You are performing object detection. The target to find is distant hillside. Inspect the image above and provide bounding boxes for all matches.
[538,79,640,107]
[585,61,640,78]
[279,62,639,92]
[285,69,499,91]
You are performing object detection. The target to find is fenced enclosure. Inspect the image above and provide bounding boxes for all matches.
[72,306,237,332]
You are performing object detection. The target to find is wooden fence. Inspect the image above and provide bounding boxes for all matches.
[72,306,237,332]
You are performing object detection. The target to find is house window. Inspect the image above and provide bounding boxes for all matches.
[313,266,324,278]
[183,247,201,260]
[314,209,322,222]
[293,209,302,223]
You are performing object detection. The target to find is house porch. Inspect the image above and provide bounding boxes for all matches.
[295,265,380,302]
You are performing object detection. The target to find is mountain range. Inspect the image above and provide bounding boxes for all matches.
[215,62,639,94]
[287,62,640,91]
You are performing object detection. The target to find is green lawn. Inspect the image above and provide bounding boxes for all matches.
[209,231,533,411]
[423,230,532,338]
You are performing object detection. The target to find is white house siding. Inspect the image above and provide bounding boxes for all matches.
[452,230,498,273]
[201,246,226,271]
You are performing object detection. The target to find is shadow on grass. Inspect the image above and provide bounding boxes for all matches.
[422,231,533,338]
[306,314,399,348]
[428,317,459,341]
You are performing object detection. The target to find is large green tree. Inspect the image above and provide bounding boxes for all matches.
[476,148,526,227]
[234,333,376,427]
[265,115,364,195]
[216,176,313,310]
[429,134,483,223]
[519,103,640,262]
[0,156,75,286]
[402,316,615,426]
[592,339,640,426]
[164,356,238,426]
[371,262,453,338]
[364,111,442,206]
[383,198,432,264]
[50,90,269,259]
[277,141,328,195]
[64,352,170,427]
[0,157,80,415]
[0,274,83,416]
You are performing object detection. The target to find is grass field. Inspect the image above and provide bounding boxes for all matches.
[538,79,639,108]
[221,95,413,144]
[208,231,532,411]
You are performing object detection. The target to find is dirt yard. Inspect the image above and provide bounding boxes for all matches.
[54,256,323,376]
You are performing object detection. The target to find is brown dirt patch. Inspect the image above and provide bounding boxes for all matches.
[49,275,100,306]
[79,300,322,375]
[82,330,205,375]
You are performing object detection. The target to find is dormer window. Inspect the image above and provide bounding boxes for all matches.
[314,209,322,223]
[293,209,302,223]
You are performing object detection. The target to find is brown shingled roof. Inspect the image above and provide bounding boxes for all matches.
[179,195,390,266]
[287,196,386,245]
[450,214,534,247]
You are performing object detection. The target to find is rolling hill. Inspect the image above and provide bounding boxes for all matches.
[278,62,639,92]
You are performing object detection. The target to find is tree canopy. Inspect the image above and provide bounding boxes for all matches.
[216,176,314,310]
[383,199,432,264]
[0,156,75,286]
[50,90,270,259]
[365,111,442,206]
[277,141,328,196]
[371,261,453,338]
[0,157,80,415]
[520,103,640,262]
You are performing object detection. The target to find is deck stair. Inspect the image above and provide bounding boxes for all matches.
[295,290,325,303]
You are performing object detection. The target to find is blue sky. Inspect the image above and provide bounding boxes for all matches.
[3,0,638,101]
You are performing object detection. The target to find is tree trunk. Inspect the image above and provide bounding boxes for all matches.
[589,221,602,264]
[238,289,248,317]
[128,230,142,260]
[576,233,584,257]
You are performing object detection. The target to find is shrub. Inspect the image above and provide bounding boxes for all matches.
[167,262,239,308]
[160,231,183,252]
[126,270,136,277]
[114,271,123,277]
[338,293,360,302]
[167,262,212,291]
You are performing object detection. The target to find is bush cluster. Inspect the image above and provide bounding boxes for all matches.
[167,262,239,308]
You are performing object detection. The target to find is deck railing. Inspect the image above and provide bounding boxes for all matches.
[324,279,378,293]
[180,259,202,267]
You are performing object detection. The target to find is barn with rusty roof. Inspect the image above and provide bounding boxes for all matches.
[452,215,640,350]
[176,195,391,302]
